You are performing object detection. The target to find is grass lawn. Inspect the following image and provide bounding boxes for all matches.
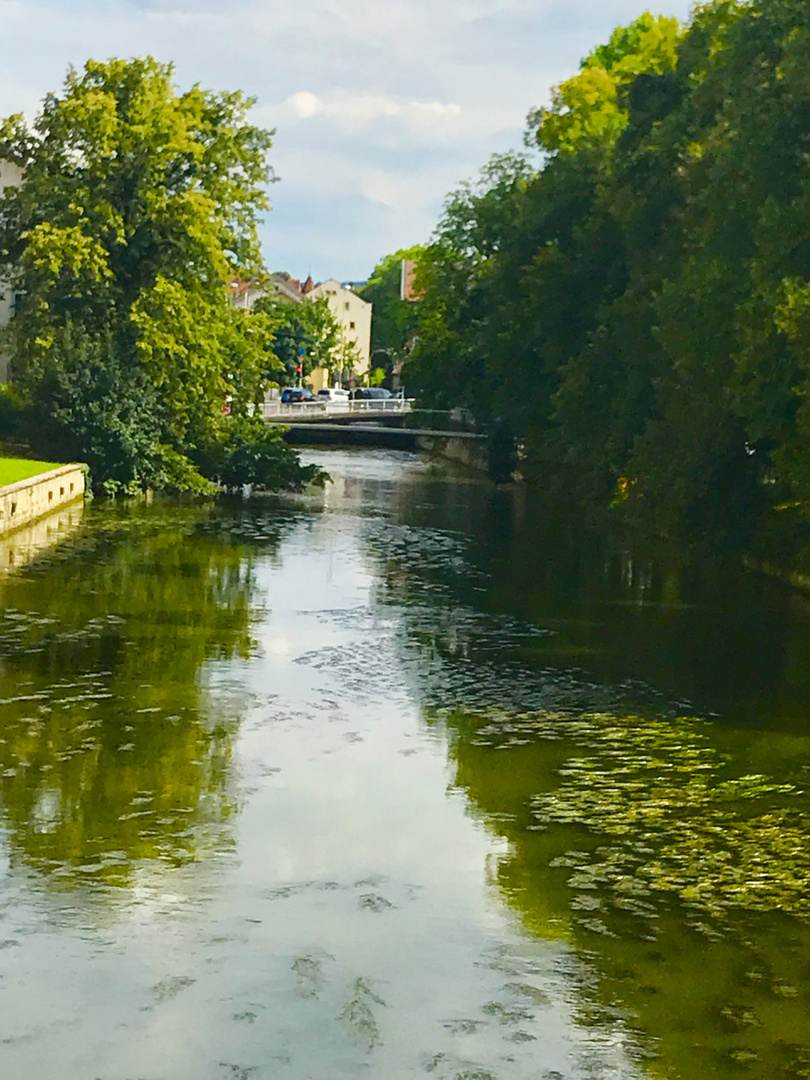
[0,457,64,488]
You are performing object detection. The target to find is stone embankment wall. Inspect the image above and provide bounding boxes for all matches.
[0,464,87,536]
[415,432,490,473]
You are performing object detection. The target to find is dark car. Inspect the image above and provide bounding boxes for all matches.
[281,387,315,403]
[352,387,392,401]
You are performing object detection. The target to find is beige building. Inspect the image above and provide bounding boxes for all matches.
[227,272,373,393]
[305,279,372,392]
[0,160,24,382]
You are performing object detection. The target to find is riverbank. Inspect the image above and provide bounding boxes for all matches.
[0,461,88,535]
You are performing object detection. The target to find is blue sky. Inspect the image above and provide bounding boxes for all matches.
[0,0,694,281]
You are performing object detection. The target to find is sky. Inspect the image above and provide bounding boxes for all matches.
[0,0,694,282]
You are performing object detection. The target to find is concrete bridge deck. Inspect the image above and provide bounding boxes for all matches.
[261,399,490,472]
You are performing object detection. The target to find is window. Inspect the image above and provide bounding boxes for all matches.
[349,321,355,329]
[344,301,350,310]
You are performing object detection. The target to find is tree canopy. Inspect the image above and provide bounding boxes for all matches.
[357,246,425,380]
[400,1,810,549]
[253,293,340,384]
[0,57,319,492]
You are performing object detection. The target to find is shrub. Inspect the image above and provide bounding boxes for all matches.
[215,417,328,491]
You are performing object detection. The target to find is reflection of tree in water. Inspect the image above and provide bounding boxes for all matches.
[358,493,810,1080]
[0,501,284,891]
[451,721,810,1080]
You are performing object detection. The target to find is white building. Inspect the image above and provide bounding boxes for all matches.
[228,272,373,392]
[305,278,372,392]
[0,160,24,382]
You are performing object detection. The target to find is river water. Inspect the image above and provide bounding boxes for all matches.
[0,448,809,1080]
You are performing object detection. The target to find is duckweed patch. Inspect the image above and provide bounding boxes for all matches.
[477,709,810,924]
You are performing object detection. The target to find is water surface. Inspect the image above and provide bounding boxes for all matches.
[0,449,809,1079]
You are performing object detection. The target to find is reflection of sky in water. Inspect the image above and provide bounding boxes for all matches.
[0,452,645,1080]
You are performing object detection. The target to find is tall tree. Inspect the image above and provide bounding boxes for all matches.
[358,246,425,380]
[253,294,340,384]
[0,57,302,492]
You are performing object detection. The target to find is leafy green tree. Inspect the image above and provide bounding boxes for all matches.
[358,245,425,380]
[215,415,327,490]
[402,2,810,543]
[405,152,536,420]
[0,57,313,492]
[254,293,340,384]
[526,12,682,155]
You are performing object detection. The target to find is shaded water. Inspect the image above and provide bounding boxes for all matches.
[0,448,809,1079]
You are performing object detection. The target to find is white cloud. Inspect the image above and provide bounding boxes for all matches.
[361,171,416,211]
[0,0,696,279]
[281,91,462,136]
[286,91,321,120]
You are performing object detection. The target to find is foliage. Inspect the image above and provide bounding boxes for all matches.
[23,320,210,493]
[254,293,341,384]
[357,246,425,380]
[406,153,536,421]
[213,416,328,490]
[527,13,682,155]
[0,382,25,440]
[400,0,810,545]
[0,57,315,493]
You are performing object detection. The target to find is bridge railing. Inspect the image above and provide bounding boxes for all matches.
[260,399,414,421]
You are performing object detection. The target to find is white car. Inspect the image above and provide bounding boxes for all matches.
[317,387,351,406]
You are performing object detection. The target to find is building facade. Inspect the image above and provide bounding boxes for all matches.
[305,279,372,392]
[228,273,373,393]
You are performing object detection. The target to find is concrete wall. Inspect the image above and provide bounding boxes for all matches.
[416,432,490,473]
[0,464,87,536]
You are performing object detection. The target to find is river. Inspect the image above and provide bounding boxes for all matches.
[0,448,809,1080]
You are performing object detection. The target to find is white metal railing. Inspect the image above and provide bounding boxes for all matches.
[261,398,414,420]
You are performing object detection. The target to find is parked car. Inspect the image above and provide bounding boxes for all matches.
[280,387,315,403]
[317,387,351,404]
[352,387,392,401]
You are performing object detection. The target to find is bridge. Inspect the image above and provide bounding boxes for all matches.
[260,398,489,471]
[260,398,415,424]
